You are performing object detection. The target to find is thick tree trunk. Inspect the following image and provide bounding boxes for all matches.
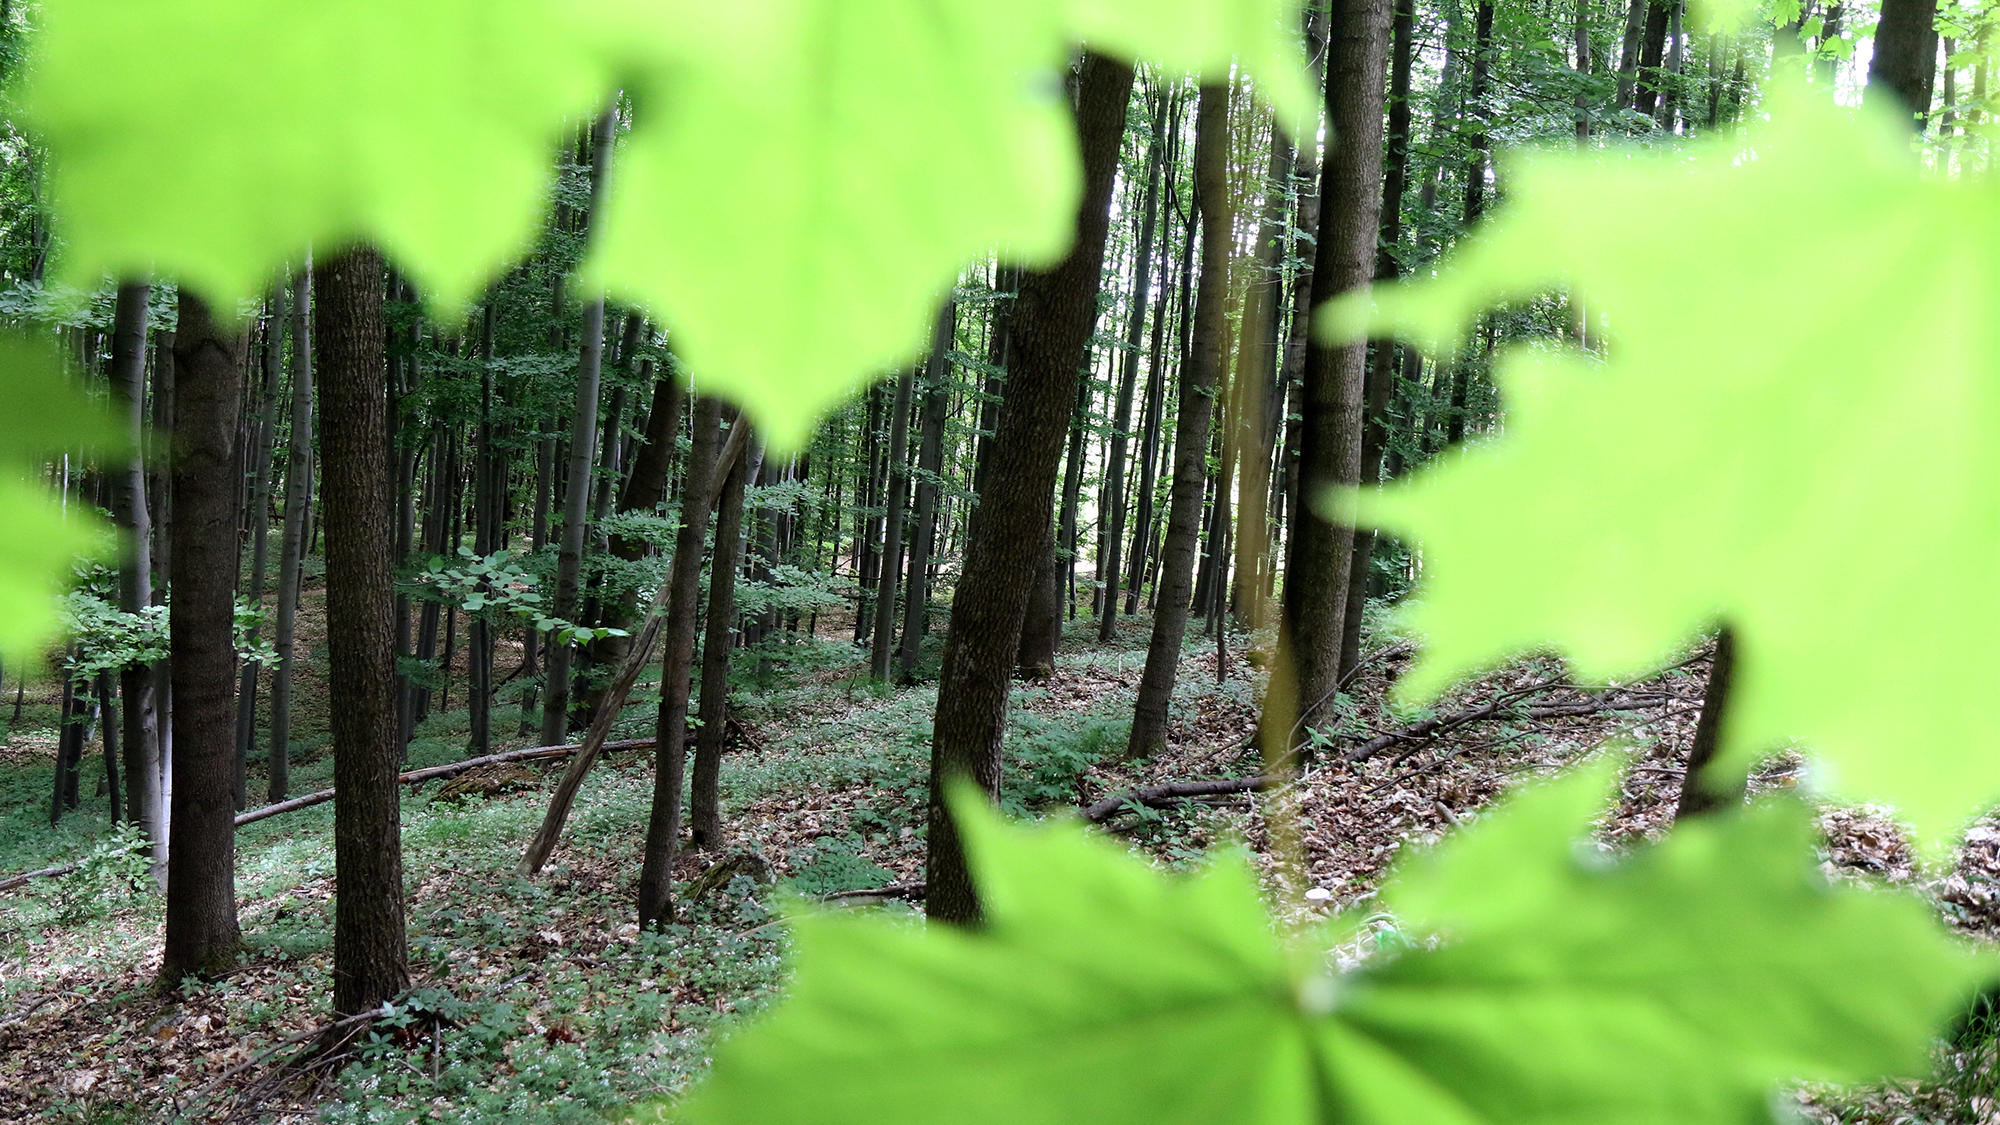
[1868,0,1940,121]
[1632,0,1670,118]
[926,53,1134,927]
[691,437,760,849]
[316,246,410,1015]
[636,398,727,928]
[1019,371,1093,674]
[1128,81,1232,760]
[160,290,247,988]
[269,267,312,801]
[1268,0,1391,755]
[106,281,163,854]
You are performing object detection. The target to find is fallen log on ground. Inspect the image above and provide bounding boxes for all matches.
[1081,776,1281,823]
[0,736,654,893]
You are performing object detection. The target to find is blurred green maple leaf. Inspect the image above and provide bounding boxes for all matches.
[670,776,1982,1125]
[1333,87,2000,843]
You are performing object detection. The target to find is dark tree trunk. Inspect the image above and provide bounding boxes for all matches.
[926,52,1134,927]
[1268,0,1391,754]
[107,281,162,850]
[270,267,312,801]
[871,364,917,680]
[1632,0,1671,117]
[636,397,727,928]
[1616,0,1647,108]
[1675,628,1743,820]
[160,290,247,987]
[316,246,410,1014]
[691,437,760,849]
[899,303,955,681]
[972,265,1020,498]
[1019,371,1093,674]
[1230,117,1292,638]
[235,291,284,808]
[1099,95,1166,643]
[468,303,496,758]
[1868,0,1940,121]
[1129,81,1232,761]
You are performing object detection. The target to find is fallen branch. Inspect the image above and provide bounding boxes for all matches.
[0,737,654,893]
[820,882,926,902]
[1342,693,1675,764]
[1081,776,1281,823]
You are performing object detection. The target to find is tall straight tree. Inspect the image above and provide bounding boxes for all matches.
[926,52,1135,927]
[541,108,618,746]
[870,362,917,680]
[636,396,727,928]
[898,302,955,681]
[316,245,409,1014]
[1098,87,1168,643]
[1868,0,1940,120]
[268,265,312,802]
[691,436,760,848]
[1339,0,1417,681]
[105,280,162,862]
[160,290,247,987]
[1268,0,1391,753]
[1128,80,1232,761]
[234,289,284,808]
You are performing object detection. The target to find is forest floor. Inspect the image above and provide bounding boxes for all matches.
[2,598,1999,1124]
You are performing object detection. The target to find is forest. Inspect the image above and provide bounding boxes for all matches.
[3,0,1999,1122]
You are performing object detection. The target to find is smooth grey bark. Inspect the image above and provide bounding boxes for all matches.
[691,436,761,849]
[234,289,285,809]
[106,281,162,865]
[899,303,955,681]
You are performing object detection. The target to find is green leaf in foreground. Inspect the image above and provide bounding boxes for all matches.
[0,335,122,659]
[22,0,610,311]
[673,777,1984,1125]
[1329,86,2000,843]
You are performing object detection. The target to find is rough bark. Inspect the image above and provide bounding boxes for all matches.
[160,290,247,988]
[926,52,1134,927]
[1128,81,1232,761]
[316,246,410,1014]
[1267,0,1391,756]
[1868,0,1940,122]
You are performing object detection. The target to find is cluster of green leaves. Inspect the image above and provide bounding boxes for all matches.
[405,547,627,646]
[671,770,1986,1125]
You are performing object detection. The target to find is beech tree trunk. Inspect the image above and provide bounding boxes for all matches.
[637,397,727,928]
[1128,81,1231,761]
[926,52,1134,927]
[106,280,163,855]
[316,245,410,1014]
[160,290,247,988]
[1268,0,1391,755]
[871,364,917,680]
[269,266,312,801]
[898,303,954,681]
[691,436,760,849]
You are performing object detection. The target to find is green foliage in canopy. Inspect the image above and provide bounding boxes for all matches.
[673,774,1986,1125]
[1331,86,2000,844]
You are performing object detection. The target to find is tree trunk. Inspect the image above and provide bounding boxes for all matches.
[235,291,284,808]
[316,245,410,1015]
[636,397,727,928]
[1100,93,1168,642]
[107,281,163,854]
[1339,0,1417,681]
[269,266,312,801]
[541,109,617,746]
[1616,0,1647,109]
[160,289,247,988]
[468,302,496,758]
[1675,628,1743,820]
[870,363,917,680]
[1632,0,1671,118]
[1129,81,1232,760]
[926,53,1134,927]
[1868,0,1940,121]
[899,303,955,681]
[691,437,760,849]
[1267,0,1391,755]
